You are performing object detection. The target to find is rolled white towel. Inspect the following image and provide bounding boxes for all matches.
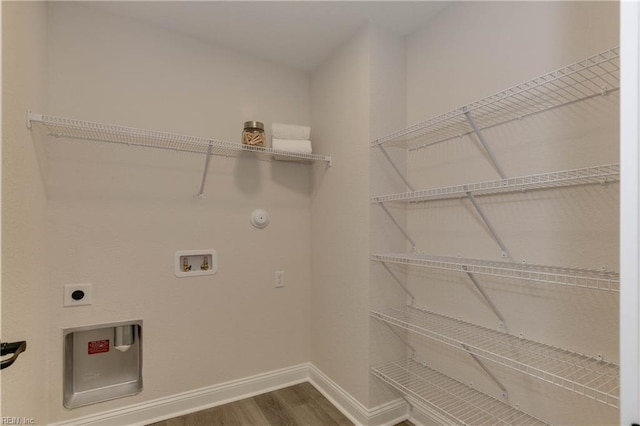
[272,123,311,141]
[272,138,312,154]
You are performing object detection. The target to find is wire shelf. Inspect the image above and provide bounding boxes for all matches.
[372,358,549,425]
[372,306,619,408]
[371,47,619,149]
[370,253,619,292]
[27,112,332,165]
[371,164,619,203]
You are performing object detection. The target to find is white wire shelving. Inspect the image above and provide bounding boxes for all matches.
[371,306,619,408]
[372,358,549,425]
[27,112,332,165]
[370,253,619,292]
[371,47,619,150]
[371,164,619,204]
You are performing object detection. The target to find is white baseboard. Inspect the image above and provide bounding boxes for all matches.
[307,364,408,426]
[48,363,409,426]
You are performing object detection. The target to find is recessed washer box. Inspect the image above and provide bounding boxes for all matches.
[63,320,142,409]
[175,249,217,278]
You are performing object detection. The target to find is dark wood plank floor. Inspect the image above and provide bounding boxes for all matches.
[148,382,415,426]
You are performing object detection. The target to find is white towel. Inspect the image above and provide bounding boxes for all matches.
[272,123,311,141]
[272,138,312,154]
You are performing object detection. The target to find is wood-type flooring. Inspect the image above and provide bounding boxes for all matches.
[148,382,415,426]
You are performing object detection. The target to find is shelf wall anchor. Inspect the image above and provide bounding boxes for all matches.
[379,202,417,252]
[465,191,510,258]
[463,109,507,179]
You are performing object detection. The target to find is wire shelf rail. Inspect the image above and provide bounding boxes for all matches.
[371,164,619,203]
[370,253,619,292]
[372,358,549,425]
[371,306,619,408]
[371,47,619,150]
[27,112,332,165]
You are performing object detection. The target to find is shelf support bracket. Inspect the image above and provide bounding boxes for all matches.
[462,344,509,400]
[380,262,416,304]
[377,319,417,358]
[463,109,506,179]
[463,267,508,332]
[378,145,415,192]
[379,202,417,252]
[198,143,214,198]
[465,191,510,258]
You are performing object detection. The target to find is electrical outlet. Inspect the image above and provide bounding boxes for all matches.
[275,271,284,288]
[64,283,93,307]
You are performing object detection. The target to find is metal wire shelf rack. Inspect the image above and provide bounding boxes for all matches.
[372,358,549,425]
[370,253,619,292]
[371,164,619,203]
[371,306,619,408]
[27,112,332,165]
[371,47,619,150]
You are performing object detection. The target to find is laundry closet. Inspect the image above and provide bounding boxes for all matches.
[2,1,636,425]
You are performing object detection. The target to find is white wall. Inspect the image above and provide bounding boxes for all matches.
[400,2,619,424]
[1,1,49,423]
[310,25,372,407]
[44,3,313,422]
[368,24,411,409]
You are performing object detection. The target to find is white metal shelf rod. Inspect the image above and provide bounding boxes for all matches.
[378,203,417,252]
[465,191,510,259]
[463,109,507,179]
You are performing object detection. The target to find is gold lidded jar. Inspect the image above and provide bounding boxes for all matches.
[242,121,265,147]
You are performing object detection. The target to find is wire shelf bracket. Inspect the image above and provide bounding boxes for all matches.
[380,261,416,304]
[198,143,214,198]
[463,109,507,179]
[377,144,414,192]
[378,318,417,357]
[378,203,417,252]
[466,191,510,259]
[464,268,508,332]
[463,344,510,401]
[27,111,333,197]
